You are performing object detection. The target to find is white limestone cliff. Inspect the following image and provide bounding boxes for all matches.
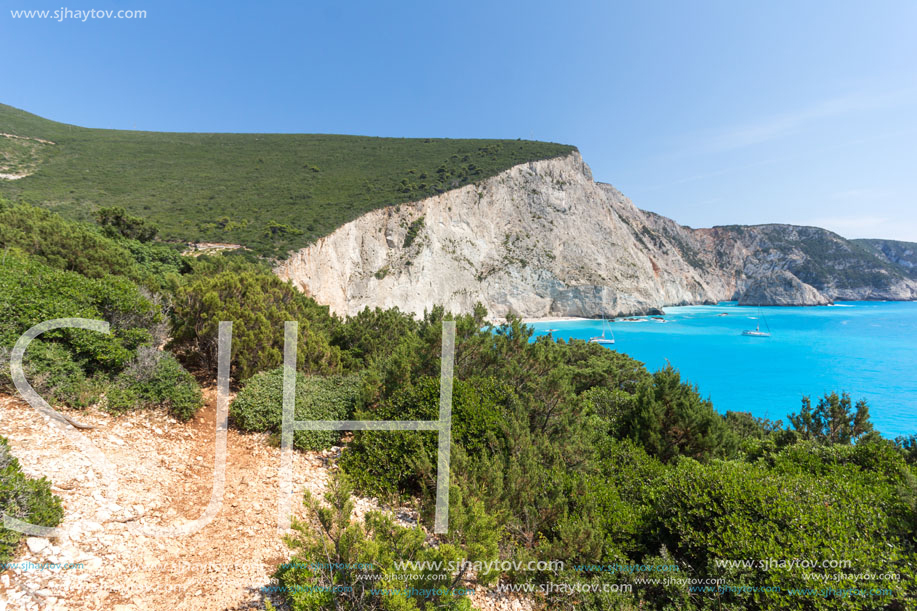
[275,152,917,318]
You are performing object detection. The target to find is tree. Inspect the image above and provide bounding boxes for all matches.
[169,264,340,380]
[619,365,737,462]
[788,391,873,444]
[96,206,158,242]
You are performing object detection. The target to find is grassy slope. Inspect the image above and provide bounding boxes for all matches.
[0,104,575,257]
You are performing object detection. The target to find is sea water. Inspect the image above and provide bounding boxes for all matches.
[526,301,917,438]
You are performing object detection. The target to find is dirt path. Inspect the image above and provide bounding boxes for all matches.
[0,392,533,611]
[0,390,334,610]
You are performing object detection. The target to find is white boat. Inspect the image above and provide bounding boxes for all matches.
[589,315,615,345]
[742,307,771,337]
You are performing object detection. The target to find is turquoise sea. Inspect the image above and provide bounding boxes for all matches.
[526,301,917,438]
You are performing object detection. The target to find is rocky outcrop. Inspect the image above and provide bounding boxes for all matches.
[275,152,917,318]
[854,239,917,279]
[738,270,832,306]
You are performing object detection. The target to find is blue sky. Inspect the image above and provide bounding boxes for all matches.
[2,0,916,240]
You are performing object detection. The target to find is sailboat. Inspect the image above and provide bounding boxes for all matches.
[589,314,615,345]
[742,306,771,337]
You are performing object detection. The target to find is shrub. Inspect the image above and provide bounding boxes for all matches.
[0,199,137,279]
[649,458,916,609]
[139,353,203,421]
[402,216,424,248]
[111,348,203,421]
[331,306,420,370]
[0,436,63,563]
[170,263,341,380]
[0,341,101,409]
[0,200,189,290]
[96,206,158,242]
[120,239,189,286]
[341,376,508,498]
[617,365,737,462]
[104,385,142,415]
[275,477,480,611]
[230,368,362,451]
[0,251,159,373]
[895,434,917,466]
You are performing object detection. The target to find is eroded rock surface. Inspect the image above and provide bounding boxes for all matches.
[276,152,917,316]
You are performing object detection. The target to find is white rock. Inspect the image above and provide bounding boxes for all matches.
[275,151,917,317]
[25,537,49,554]
[85,557,103,570]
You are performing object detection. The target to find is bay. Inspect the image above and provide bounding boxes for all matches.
[526,301,917,438]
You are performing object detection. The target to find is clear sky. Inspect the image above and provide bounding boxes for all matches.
[2,0,916,240]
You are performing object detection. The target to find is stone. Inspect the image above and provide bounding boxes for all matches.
[738,270,832,306]
[25,537,49,554]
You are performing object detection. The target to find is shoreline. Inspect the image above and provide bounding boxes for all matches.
[519,316,592,324]
[490,299,917,326]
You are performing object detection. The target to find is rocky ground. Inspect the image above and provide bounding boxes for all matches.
[0,392,533,611]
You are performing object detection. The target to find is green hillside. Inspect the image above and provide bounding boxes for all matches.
[0,104,575,257]
[854,238,917,280]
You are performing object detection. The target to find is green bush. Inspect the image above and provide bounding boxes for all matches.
[0,250,165,412]
[170,263,341,380]
[788,391,874,444]
[618,365,737,463]
[0,199,189,289]
[0,250,159,373]
[648,458,916,609]
[275,477,483,611]
[104,385,142,415]
[0,436,63,563]
[341,376,508,499]
[138,353,203,421]
[0,249,198,418]
[96,206,157,242]
[110,349,203,421]
[230,368,362,451]
[0,199,137,279]
[402,216,424,248]
[0,341,101,409]
[331,306,420,370]
[895,434,917,466]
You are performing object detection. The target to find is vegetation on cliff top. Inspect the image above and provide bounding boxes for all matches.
[0,103,575,258]
[855,238,917,281]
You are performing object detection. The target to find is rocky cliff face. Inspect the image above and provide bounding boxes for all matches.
[737,271,831,306]
[854,239,917,280]
[275,152,917,318]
